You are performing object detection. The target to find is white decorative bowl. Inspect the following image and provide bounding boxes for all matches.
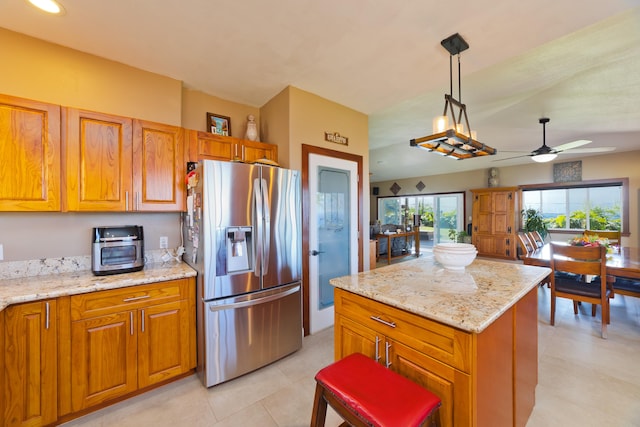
[433,244,477,271]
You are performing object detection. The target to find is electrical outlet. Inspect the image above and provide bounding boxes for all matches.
[0,243,3,261]
[159,236,168,249]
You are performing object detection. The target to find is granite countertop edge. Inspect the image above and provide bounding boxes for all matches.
[0,261,197,312]
[330,256,551,334]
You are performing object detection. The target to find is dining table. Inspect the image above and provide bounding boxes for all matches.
[523,243,640,280]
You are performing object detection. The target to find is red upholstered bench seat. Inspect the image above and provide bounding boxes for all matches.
[311,352,441,427]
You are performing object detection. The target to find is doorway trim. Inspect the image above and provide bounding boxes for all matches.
[302,144,363,336]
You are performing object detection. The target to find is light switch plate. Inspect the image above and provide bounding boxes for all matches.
[0,243,4,261]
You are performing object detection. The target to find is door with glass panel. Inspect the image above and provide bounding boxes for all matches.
[308,154,358,334]
[434,194,464,244]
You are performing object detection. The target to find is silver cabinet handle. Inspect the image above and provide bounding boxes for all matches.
[141,309,145,332]
[45,301,50,330]
[375,336,381,362]
[130,312,134,335]
[370,316,396,328]
[125,191,129,211]
[385,341,392,368]
[123,295,150,302]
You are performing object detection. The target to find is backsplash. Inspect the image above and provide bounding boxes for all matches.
[0,250,176,280]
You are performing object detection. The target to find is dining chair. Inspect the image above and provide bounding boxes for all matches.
[584,229,621,246]
[549,242,611,339]
[517,233,534,258]
[528,231,544,248]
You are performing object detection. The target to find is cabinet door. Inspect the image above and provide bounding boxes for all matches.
[0,95,61,211]
[4,300,57,427]
[240,139,278,163]
[133,120,185,211]
[137,300,192,388]
[187,130,237,162]
[334,315,380,361]
[492,191,514,235]
[64,108,133,211]
[388,340,471,427]
[472,192,493,235]
[70,311,137,411]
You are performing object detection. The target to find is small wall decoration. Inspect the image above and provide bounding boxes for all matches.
[390,182,401,195]
[207,112,231,136]
[488,167,499,187]
[415,181,426,192]
[245,114,258,141]
[324,131,349,146]
[553,161,582,183]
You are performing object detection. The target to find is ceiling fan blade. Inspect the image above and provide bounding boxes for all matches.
[553,139,591,151]
[557,146,616,154]
[493,154,532,162]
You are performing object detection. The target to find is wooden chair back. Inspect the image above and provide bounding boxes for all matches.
[517,233,534,256]
[527,231,544,248]
[549,243,610,338]
[583,229,621,246]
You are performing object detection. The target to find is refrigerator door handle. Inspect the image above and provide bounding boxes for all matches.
[254,178,263,278]
[261,178,270,275]
[208,284,300,311]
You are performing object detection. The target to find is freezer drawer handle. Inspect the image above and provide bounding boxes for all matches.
[208,285,300,311]
[309,250,325,256]
[370,316,396,328]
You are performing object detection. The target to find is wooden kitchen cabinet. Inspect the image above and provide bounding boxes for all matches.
[334,289,471,427]
[187,130,278,164]
[239,139,278,163]
[335,287,537,427]
[133,119,185,211]
[2,300,58,427]
[63,108,133,211]
[68,278,195,412]
[471,187,519,260]
[0,94,61,211]
[64,109,184,211]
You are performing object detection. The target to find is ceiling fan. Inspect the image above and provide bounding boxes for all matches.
[496,117,615,163]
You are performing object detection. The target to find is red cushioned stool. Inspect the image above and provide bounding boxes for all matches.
[311,353,441,427]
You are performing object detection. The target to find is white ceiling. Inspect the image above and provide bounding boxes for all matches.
[1,0,639,182]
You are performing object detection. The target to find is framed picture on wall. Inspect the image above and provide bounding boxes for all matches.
[206,112,231,136]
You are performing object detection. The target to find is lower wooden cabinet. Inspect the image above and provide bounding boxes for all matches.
[1,277,195,427]
[334,287,537,427]
[68,278,195,412]
[2,300,58,427]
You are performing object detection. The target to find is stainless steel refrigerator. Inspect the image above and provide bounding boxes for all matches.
[183,159,302,387]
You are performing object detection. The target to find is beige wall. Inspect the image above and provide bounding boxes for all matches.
[182,88,260,139]
[260,87,291,168]
[0,27,182,125]
[371,151,640,247]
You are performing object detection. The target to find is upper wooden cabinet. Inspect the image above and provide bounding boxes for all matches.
[64,108,133,211]
[133,120,185,211]
[64,109,184,212]
[0,94,61,211]
[187,130,278,164]
[471,187,519,259]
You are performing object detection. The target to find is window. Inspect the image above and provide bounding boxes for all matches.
[376,193,465,244]
[520,178,628,233]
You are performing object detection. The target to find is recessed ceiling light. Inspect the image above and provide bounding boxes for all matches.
[27,0,65,15]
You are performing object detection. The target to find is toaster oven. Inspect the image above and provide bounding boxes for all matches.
[92,225,144,275]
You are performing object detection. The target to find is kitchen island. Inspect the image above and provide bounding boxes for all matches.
[330,256,550,427]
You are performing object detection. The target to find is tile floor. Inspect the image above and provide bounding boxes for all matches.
[62,285,640,427]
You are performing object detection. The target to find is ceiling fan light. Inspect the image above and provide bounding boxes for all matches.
[27,0,65,15]
[532,153,557,163]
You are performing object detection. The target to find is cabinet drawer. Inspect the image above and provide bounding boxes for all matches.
[335,289,472,373]
[71,279,189,320]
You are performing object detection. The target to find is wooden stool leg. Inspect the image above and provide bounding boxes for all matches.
[310,382,328,427]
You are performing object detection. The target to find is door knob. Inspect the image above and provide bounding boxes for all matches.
[309,250,324,256]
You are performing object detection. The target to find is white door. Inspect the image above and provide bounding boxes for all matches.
[308,154,358,334]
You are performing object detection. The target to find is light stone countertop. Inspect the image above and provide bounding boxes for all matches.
[329,255,551,333]
[0,257,196,312]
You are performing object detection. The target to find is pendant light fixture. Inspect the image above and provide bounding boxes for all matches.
[410,33,496,159]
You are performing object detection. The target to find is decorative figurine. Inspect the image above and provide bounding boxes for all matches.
[488,167,499,187]
[245,114,258,141]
